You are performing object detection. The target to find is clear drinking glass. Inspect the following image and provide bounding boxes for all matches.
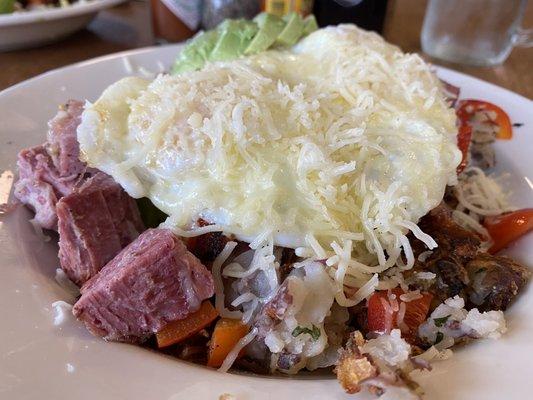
[421,0,533,66]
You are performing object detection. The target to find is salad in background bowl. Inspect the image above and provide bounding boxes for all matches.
[0,0,125,51]
[1,0,87,15]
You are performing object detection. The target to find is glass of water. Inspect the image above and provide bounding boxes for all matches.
[421,0,533,66]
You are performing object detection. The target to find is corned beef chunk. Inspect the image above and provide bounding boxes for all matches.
[73,229,215,343]
[46,99,86,177]
[57,173,145,286]
[16,100,146,286]
[15,146,62,229]
[14,100,89,230]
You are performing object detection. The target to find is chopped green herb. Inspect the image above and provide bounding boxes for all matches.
[435,332,444,345]
[292,325,321,341]
[433,315,450,327]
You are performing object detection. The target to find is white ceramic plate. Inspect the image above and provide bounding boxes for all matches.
[0,45,532,400]
[0,0,126,52]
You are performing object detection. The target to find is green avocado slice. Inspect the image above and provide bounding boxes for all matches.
[172,30,220,74]
[210,19,259,61]
[244,13,285,55]
[303,14,319,36]
[171,13,320,75]
[276,12,305,47]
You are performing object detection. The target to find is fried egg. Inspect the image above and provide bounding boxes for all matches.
[77,25,461,262]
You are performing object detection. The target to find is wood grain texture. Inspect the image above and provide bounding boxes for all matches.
[0,1,154,91]
[0,0,531,98]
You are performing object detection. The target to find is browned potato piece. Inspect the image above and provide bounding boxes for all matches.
[335,332,377,394]
[466,253,531,311]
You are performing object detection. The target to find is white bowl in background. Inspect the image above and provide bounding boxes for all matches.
[0,0,126,52]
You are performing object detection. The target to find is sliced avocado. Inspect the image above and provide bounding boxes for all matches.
[244,13,285,55]
[302,14,319,36]
[172,30,220,74]
[210,19,259,61]
[276,12,305,47]
[0,0,15,14]
[171,13,319,75]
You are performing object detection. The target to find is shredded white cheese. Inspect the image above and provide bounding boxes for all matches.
[78,25,461,305]
[415,271,436,280]
[212,241,242,319]
[455,167,515,217]
[453,167,515,250]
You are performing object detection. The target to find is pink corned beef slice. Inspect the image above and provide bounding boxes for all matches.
[73,228,215,342]
[57,172,145,286]
[14,100,89,229]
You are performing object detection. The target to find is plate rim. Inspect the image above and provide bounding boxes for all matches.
[1,43,532,105]
[0,44,168,98]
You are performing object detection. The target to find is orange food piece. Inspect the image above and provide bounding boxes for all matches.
[207,318,249,368]
[484,208,533,254]
[456,123,473,174]
[156,301,218,348]
[367,288,433,342]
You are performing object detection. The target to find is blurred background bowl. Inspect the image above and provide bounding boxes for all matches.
[0,0,126,52]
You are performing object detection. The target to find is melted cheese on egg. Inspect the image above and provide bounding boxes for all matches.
[78,25,461,269]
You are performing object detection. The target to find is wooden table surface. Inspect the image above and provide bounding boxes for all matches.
[1,0,532,98]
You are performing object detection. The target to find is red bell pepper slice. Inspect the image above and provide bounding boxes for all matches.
[456,99,513,140]
[454,99,513,174]
[367,288,432,342]
[484,208,533,254]
[456,123,473,174]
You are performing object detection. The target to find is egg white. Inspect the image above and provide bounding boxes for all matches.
[78,25,461,255]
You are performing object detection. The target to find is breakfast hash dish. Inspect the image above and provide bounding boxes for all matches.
[12,13,532,399]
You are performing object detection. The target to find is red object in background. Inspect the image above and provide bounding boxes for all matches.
[150,0,196,42]
[367,288,432,342]
[484,209,533,254]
